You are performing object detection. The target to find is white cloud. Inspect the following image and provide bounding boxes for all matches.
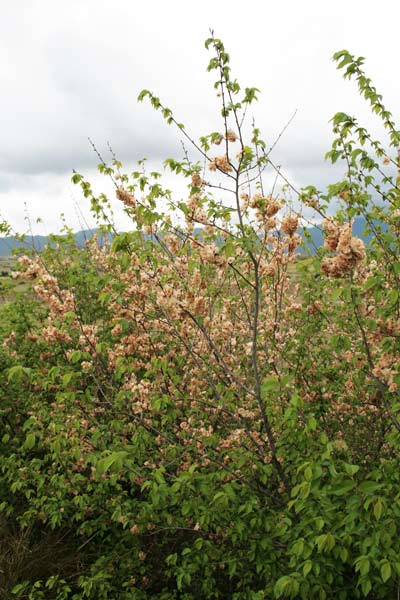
[1,0,399,232]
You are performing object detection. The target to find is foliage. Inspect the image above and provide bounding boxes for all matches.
[0,36,399,599]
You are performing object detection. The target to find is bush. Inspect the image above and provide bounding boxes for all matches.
[0,36,399,599]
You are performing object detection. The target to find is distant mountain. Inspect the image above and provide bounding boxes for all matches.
[0,217,388,257]
[0,229,107,257]
[298,216,388,254]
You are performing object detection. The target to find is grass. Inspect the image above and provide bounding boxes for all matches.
[0,257,30,306]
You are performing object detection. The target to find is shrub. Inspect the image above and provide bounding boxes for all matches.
[0,36,399,599]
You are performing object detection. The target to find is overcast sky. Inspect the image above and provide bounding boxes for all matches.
[1,0,399,234]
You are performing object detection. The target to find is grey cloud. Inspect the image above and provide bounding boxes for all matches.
[1,0,399,232]
[0,173,18,194]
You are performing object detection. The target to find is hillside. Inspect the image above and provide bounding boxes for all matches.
[0,217,386,257]
[0,229,106,257]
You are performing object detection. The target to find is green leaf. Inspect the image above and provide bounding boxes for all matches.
[303,560,312,577]
[62,373,74,387]
[361,578,372,596]
[359,481,384,494]
[332,49,350,62]
[331,480,356,496]
[316,533,335,553]
[331,287,343,300]
[212,491,227,504]
[337,55,353,69]
[261,376,280,392]
[274,576,299,598]
[381,561,391,583]
[11,582,28,594]
[307,416,317,431]
[355,556,370,576]
[71,172,83,184]
[69,350,82,364]
[304,466,313,482]
[96,451,128,475]
[373,498,384,520]
[24,432,36,450]
[7,365,30,383]
[340,548,348,563]
[292,539,304,558]
[137,89,151,102]
[344,464,360,476]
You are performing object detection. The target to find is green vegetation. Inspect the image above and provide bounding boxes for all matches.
[0,37,399,599]
[0,258,29,305]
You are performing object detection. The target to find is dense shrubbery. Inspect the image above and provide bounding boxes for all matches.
[1,36,399,599]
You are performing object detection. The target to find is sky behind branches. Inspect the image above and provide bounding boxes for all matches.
[1,0,399,233]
